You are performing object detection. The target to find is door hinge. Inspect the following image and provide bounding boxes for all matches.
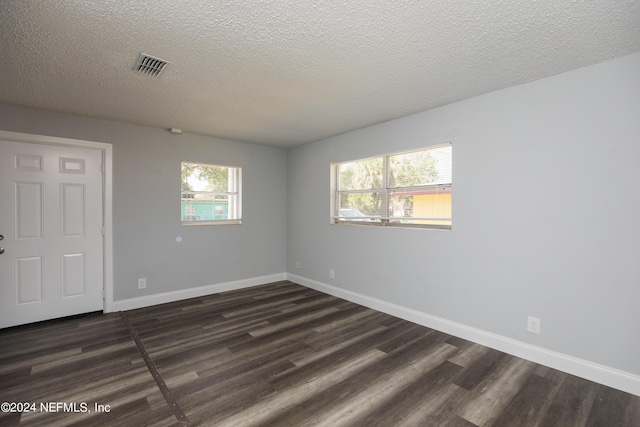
[102,226,105,236]
[101,162,105,173]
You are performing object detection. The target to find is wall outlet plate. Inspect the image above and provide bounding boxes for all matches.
[527,316,541,334]
[138,278,147,289]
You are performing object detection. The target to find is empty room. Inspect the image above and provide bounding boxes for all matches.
[1,1,640,426]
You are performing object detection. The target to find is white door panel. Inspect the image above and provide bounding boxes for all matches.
[0,140,103,328]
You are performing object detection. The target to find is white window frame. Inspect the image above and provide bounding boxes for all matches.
[181,161,242,225]
[331,143,452,229]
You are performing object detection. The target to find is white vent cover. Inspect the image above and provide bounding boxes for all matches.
[133,53,170,77]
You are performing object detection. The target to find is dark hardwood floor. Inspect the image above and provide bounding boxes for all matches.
[1,281,639,426]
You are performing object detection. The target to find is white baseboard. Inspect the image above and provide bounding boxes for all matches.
[286,273,640,397]
[110,273,287,312]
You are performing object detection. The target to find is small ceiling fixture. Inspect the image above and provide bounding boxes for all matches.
[133,53,170,77]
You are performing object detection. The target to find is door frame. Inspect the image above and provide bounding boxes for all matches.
[0,130,114,313]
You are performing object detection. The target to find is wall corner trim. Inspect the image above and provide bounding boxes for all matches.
[110,273,287,312]
[286,273,640,397]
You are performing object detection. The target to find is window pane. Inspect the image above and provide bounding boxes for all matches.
[389,187,451,226]
[388,146,452,188]
[338,192,381,219]
[182,193,234,220]
[182,162,234,193]
[339,158,383,191]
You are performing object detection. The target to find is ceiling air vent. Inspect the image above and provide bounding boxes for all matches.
[133,53,170,77]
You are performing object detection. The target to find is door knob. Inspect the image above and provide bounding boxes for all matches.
[0,234,3,240]
[0,248,4,255]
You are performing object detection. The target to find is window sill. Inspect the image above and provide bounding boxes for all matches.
[333,220,450,230]
[181,220,242,226]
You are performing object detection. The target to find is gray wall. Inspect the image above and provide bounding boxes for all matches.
[0,104,288,300]
[287,52,640,375]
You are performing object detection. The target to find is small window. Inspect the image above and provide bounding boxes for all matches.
[332,144,452,229]
[181,162,242,225]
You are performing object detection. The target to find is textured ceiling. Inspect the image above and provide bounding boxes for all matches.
[1,1,640,147]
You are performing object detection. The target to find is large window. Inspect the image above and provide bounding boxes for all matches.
[181,161,241,225]
[332,144,452,229]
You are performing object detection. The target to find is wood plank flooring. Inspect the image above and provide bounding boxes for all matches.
[1,280,639,426]
[0,312,178,426]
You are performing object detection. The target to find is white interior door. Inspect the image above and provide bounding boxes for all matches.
[0,139,104,328]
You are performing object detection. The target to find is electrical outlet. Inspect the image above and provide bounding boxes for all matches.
[296,262,301,269]
[527,316,541,334]
[138,278,147,289]
[329,269,335,279]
